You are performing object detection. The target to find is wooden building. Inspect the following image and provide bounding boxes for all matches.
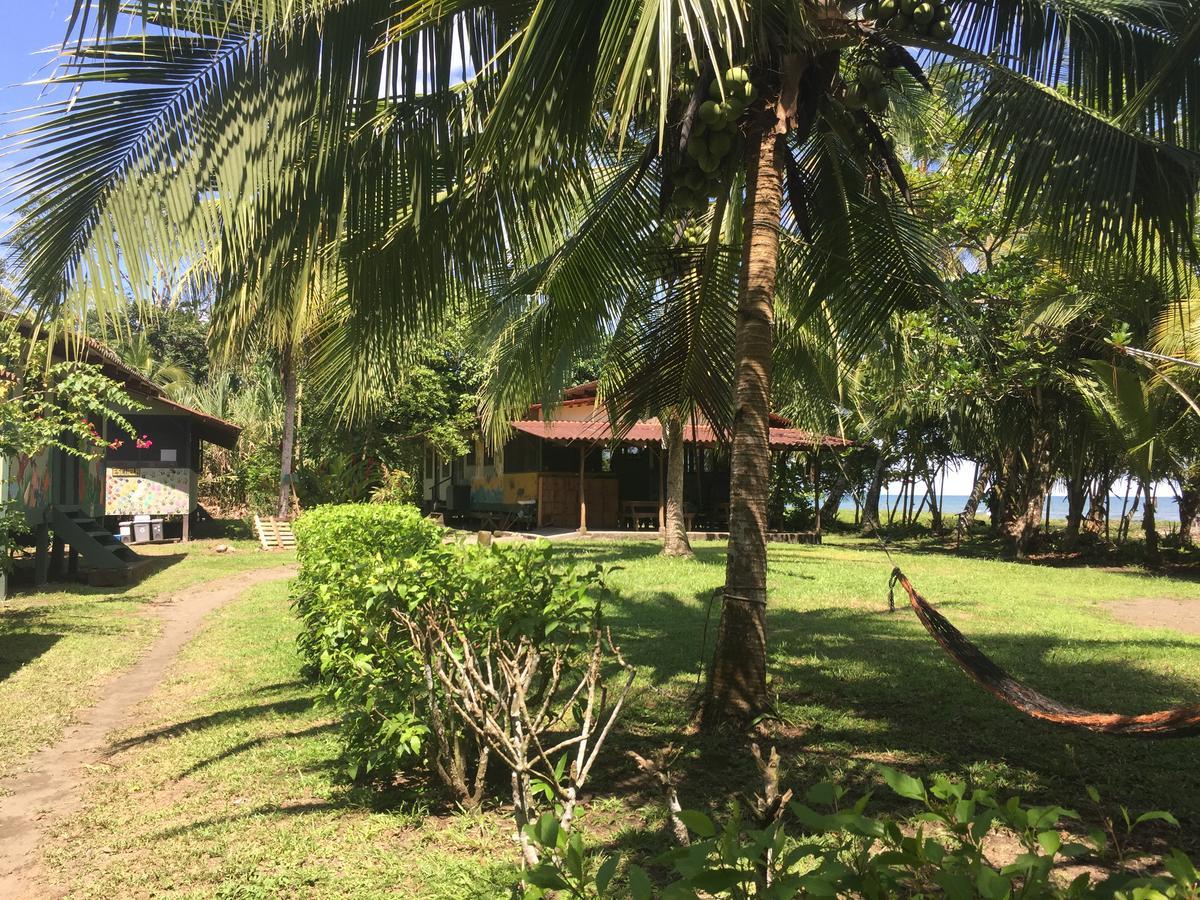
[2,328,239,587]
[421,382,852,532]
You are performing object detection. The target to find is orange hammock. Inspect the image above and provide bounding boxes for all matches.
[889,569,1200,738]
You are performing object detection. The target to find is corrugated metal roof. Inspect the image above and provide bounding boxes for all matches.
[510,418,853,450]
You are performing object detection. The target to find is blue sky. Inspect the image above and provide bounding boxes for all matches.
[1,3,75,226]
[1,3,73,119]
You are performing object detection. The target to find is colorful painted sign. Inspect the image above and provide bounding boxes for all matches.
[105,466,192,516]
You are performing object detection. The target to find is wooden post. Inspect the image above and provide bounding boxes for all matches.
[51,535,65,581]
[578,445,588,534]
[536,474,544,528]
[182,512,191,543]
[34,523,50,587]
[68,547,79,579]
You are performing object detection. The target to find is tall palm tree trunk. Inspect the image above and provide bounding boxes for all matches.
[862,442,890,532]
[1142,479,1159,565]
[662,413,693,558]
[955,461,990,544]
[278,349,298,519]
[1180,469,1200,547]
[703,123,785,725]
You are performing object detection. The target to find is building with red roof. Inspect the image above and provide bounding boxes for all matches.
[421,383,851,532]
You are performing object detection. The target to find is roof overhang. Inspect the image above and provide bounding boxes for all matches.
[510,418,853,451]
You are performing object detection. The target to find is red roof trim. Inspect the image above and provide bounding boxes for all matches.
[509,418,852,450]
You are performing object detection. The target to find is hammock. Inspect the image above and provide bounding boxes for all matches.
[889,568,1200,738]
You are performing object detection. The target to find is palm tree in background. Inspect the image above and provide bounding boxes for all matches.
[7,0,1200,724]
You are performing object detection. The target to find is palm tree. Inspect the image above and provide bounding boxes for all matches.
[9,0,1200,723]
[116,333,194,399]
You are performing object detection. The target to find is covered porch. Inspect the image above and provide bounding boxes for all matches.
[425,414,853,536]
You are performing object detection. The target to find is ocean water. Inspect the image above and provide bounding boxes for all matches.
[840,494,1183,524]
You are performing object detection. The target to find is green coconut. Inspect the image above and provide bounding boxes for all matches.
[686,133,707,159]
[858,63,885,89]
[699,100,721,125]
[709,131,733,156]
[930,17,955,38]
[724,66,749,84]
[892,11,913,29]
[913,2,935,23]
[844,82,868,110]
[709,77,725,99]
[684,169,705,190]
[866,88,889,114]
[697,153,721,174]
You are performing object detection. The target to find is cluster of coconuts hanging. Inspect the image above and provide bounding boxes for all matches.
[863,0,955,40]
[842,59,893,116]
[840,57,900,156]
[671,66,758,214]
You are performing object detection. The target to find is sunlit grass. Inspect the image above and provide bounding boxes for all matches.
[38,536,1200,895]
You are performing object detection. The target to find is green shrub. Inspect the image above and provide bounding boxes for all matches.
[521,767,1197,898]
[293,507,606,798]
[292,503,444,773]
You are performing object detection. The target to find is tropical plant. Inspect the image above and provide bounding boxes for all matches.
[10,0,1200,724]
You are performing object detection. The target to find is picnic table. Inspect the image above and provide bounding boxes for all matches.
[621,500,694,531]
[471,502,536,531]
[622,500,659,530]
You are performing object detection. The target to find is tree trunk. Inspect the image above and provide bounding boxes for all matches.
[703,121,785,726]
[1064,475,1088,539]
[924,470,942,534]
[955,461,990,544]
[1083,472,1112,535]
[1000,430,1051,558]
[278,349,298,519]
[820,471,849,524]
[1143,479,1160,565]
[862,443,889,533]
[1180,469,1200,548]
[662,413,693,558]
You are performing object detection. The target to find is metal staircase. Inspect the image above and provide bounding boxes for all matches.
[50,506,143,577]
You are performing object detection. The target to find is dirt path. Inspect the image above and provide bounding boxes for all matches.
[1108,598,1200,635]
[0,565,296,899]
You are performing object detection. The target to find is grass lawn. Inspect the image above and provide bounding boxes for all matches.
[37,536,1200,896]
[0,538,293,784]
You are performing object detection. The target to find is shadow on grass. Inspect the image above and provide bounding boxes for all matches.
[176,722,337,778]
[0,632,62,681]
[106,697,316,755]
[2,550,187,599]
[581,563,1200,843]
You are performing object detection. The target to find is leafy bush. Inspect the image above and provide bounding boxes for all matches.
[521,766,1198,898]
[293,508,610,803]
[292,503,445,773]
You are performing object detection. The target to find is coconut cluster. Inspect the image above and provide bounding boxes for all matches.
[671,67,757,213]
[842,60,893,116]
[865,0,955,39]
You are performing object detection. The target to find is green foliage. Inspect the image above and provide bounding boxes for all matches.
[293,505,605,790]
[369,467,416,504]
[520,767,1198,898]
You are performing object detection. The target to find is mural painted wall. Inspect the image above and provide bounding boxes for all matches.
[105,466,193,516]
[5,449,52,525]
